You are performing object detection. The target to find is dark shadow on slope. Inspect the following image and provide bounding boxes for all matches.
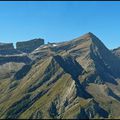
[14,64,32,80]
[76,107,89,119]
[0,56,31,65]
[76,99,109,119]
[48,101,58,119]
[5,89,49,119]
[76,105,109,119]
[27,58,61,93]
[13,60,37,80]
[53,55,92,99]
[29,110,43,119]
[54,55,83,78]
[107,88,120,102]
[91,35,120,78]
[90,45,118,85]
[0,49,22,55]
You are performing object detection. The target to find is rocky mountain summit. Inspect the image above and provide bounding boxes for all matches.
[0,32,120,119]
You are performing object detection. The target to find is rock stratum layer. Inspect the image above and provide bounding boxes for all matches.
[112,47,120,58]
[0,38,44,55]
[0,32,120,119]
[16,38,44,53]
[0,43,21,55]
[0,43,14,50]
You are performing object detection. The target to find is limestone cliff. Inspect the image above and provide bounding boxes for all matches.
[16,38,44,53]
[0,43,21,55]
[0,43,14,50]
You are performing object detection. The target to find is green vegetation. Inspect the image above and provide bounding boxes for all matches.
[1,32,120,119]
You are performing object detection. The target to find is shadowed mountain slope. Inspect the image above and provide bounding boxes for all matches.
[112,47,120,58]
[0,32,120,119]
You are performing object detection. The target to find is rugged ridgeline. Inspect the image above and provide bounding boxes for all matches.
[112,47,120,58]
[16,38,44,53]
[0,38,44,55]
[0,33,120,119]
[0,38,44,79]
[0,43,14,50]
[0,43,21,55]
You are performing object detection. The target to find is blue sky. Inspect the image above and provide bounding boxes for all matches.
[0,1,120,49]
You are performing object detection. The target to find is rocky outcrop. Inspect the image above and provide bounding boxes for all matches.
[0,38,44,55]
[1,32,120,119]
[76,99,108,119]
[14,64,32,80]
[0,62,25,79]
[0,56,31,65]
[112,47,120,58]
[16,38,44,53]
[0,43,14,50]
[0,43,21,55]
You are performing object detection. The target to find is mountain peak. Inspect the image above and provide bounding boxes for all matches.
[86,32,95,36]
[1,32,120,119]
[72,32,99,43]
[81,32,98,39]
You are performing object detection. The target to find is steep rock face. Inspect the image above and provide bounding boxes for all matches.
[0,62,25,79]
[76,99,108,119]
[0,43,14,50]
[0,55,32,79]
[0,55,92,119]
[0,32,120,119]
[0,43,21,55]
[53,55,92,99]
[0,56,31,65]
[112,47,120,58]
[16,38,44,53]
[90,33,120,78]
[14,64,32,80]
[61,32,120,84]
[54,32,120,78]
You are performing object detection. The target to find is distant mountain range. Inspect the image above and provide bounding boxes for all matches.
[0,32,120,119]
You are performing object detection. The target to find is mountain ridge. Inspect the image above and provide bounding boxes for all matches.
[0,32,120,119]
